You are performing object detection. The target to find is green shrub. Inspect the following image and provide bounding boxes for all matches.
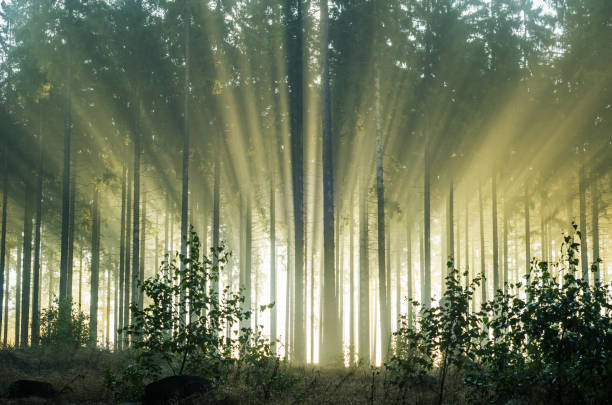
[39,298,89,348]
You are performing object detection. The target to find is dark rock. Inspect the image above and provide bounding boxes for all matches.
[143,375,212,405]
[7,380,57,399]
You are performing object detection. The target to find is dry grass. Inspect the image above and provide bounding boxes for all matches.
[0,348,465,405]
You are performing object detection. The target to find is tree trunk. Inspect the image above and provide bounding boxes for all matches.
[245,195,252,326]
[540,189,547,263]
[139,192,146,311]
[105,263,111,347]
[349,201,355,364]
[423,137,431,309]
[123,166,132,344]
[465,199,469,288]
[67,172,76,300]
[448,179,454,267]
[525,184,531,284]
[2,248,9,345]
[179,8,191,326]
[492,172,499,293]
[503,197,509,293]
[20,183,33,347]
[59,17,72,301]
[479,179,486,304]
[359,171,369,365]
[118,165,126,349]
[407,224,413,327]
[31,133,44,344]
[15,245,21,345]
[591,177,600,282]
[321,0,338,364]
[89,186,100,346]
[212,144,220,294]
[578,164,589,281]
[0,144,8,335]
[270,177,276,353]
[130,121,141,331]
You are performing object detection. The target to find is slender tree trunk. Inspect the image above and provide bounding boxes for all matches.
[67,172,75,300]
[423,137,431,309]
[31,133,44,344]
[212,145,220,294]
[270,177,276,353]
[106,263,111,347]
[503,197,509,293]
[2,249,9,345]
[358,172,369,365]
[0,144,8,334]
[118,165,126,349]
[15,245,21,345]
[479,179,486,304]
[20,183,33,347]
[540,189,547,263]
[89,186,100,346]
[407,224,413,327]
[525,184,531,284]
[180,8,191,326]
[492,172,499,293]
[448,179,454,267]
[321,0,338,364]
[245,195,252,326]
[59,16,72,301]
[349,201,355,364]
[591,177,600,282]
[124,165,132,343]
[578,164,589,281]
[78,248,83,308]
[139,192,146,310]
[130,118,141,330]
[164,193,169,257]
[465,199,469,288]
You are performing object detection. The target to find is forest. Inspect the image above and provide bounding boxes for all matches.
[0,0,610,404]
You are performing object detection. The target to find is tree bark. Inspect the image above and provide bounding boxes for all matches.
[358,171,369,365]
[67,172,75,300]
[89,186,100,345]
[578,163,589,281]
[15,245,21,345]
[349,201,355,364]
[139,191,146,311]
[130,117,141,331]
[2,248,9,345]
[123,165,132,344]
[270,176,276,353]
[479,179,486,304]
[118,165,126,349]
[20,183,33,347]
[0,143,8,335]
[591,176,600,282]
[525,184,531,284]
[423,137,431,309]
[31,133,44,344]
[407,224,413,327]
[492,172,499,293]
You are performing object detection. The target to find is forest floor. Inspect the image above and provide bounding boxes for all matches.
[0,347,464,405]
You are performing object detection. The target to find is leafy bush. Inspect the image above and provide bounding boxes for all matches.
[109,227,294,401]
[39,298,89,348]
[388,225,612,405]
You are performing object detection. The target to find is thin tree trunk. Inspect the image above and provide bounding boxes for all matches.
[448,179,454,267]
[465,199,469,288]
[106,263,111,347]
[31,132,44,344]
[525,184,531,284]
[139,192,146,311]
[130,119,140,330]
[212,145,220,294]
[89,186,100,346]
[503,197,509,293]
[579,164,589,281]
[179,8,191,326]
[492,172,499,293]
[15,245,21,345]
[245,195,252,326]
[270,177,276,353]
[359,171,369,365]
[0,143,8,335]
[479,179,486,304]
[591,177,600,282]
[540,189,547,263]
[2,249,9,345]
[123,165,132,343]
[118,165,126,349]
[423,137,431,309]
[67,172,75,300]
[349,200,355,364]
[78,248,82,308]
[20,183,33,347]
[407,224,413,327]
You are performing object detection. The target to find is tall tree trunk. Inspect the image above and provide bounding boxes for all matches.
[479,179,486,304]
[423,137,431,309]
[492,172,499,293]
[139,192,146,310]
[212,144,220,294]
[358,172,369,365]
[89,186,100,346]
[123,166,132,344]
[130,118,140,331]
[2,248,9,345]
[20,183,33,347]
[349,201,355,364]
[321,0,338,364]
[179,8,191,326]
[67,172,75,299]
[525,184,531,284]
[503,197,509,293]
[118,165,126,349]
[540,189,547,263]
[78,248,83,308]
[578,164,589,281]
[448,179,454,268]
[269,177,276,353]
[14,245,21,345]
[31,132,44,344]
[591,177,600,282]
[245,195,252,327]
[59,8,72,301]
[106,263,111,347]
[407,224,413,327]
[465,199,469,288]
[0,143,8,334]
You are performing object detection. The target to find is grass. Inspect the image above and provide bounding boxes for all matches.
[0,347,463,404]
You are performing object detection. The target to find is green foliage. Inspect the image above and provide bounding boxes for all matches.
[388,226,612,405]
[109,228,294,401]
[39,298,89,348]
